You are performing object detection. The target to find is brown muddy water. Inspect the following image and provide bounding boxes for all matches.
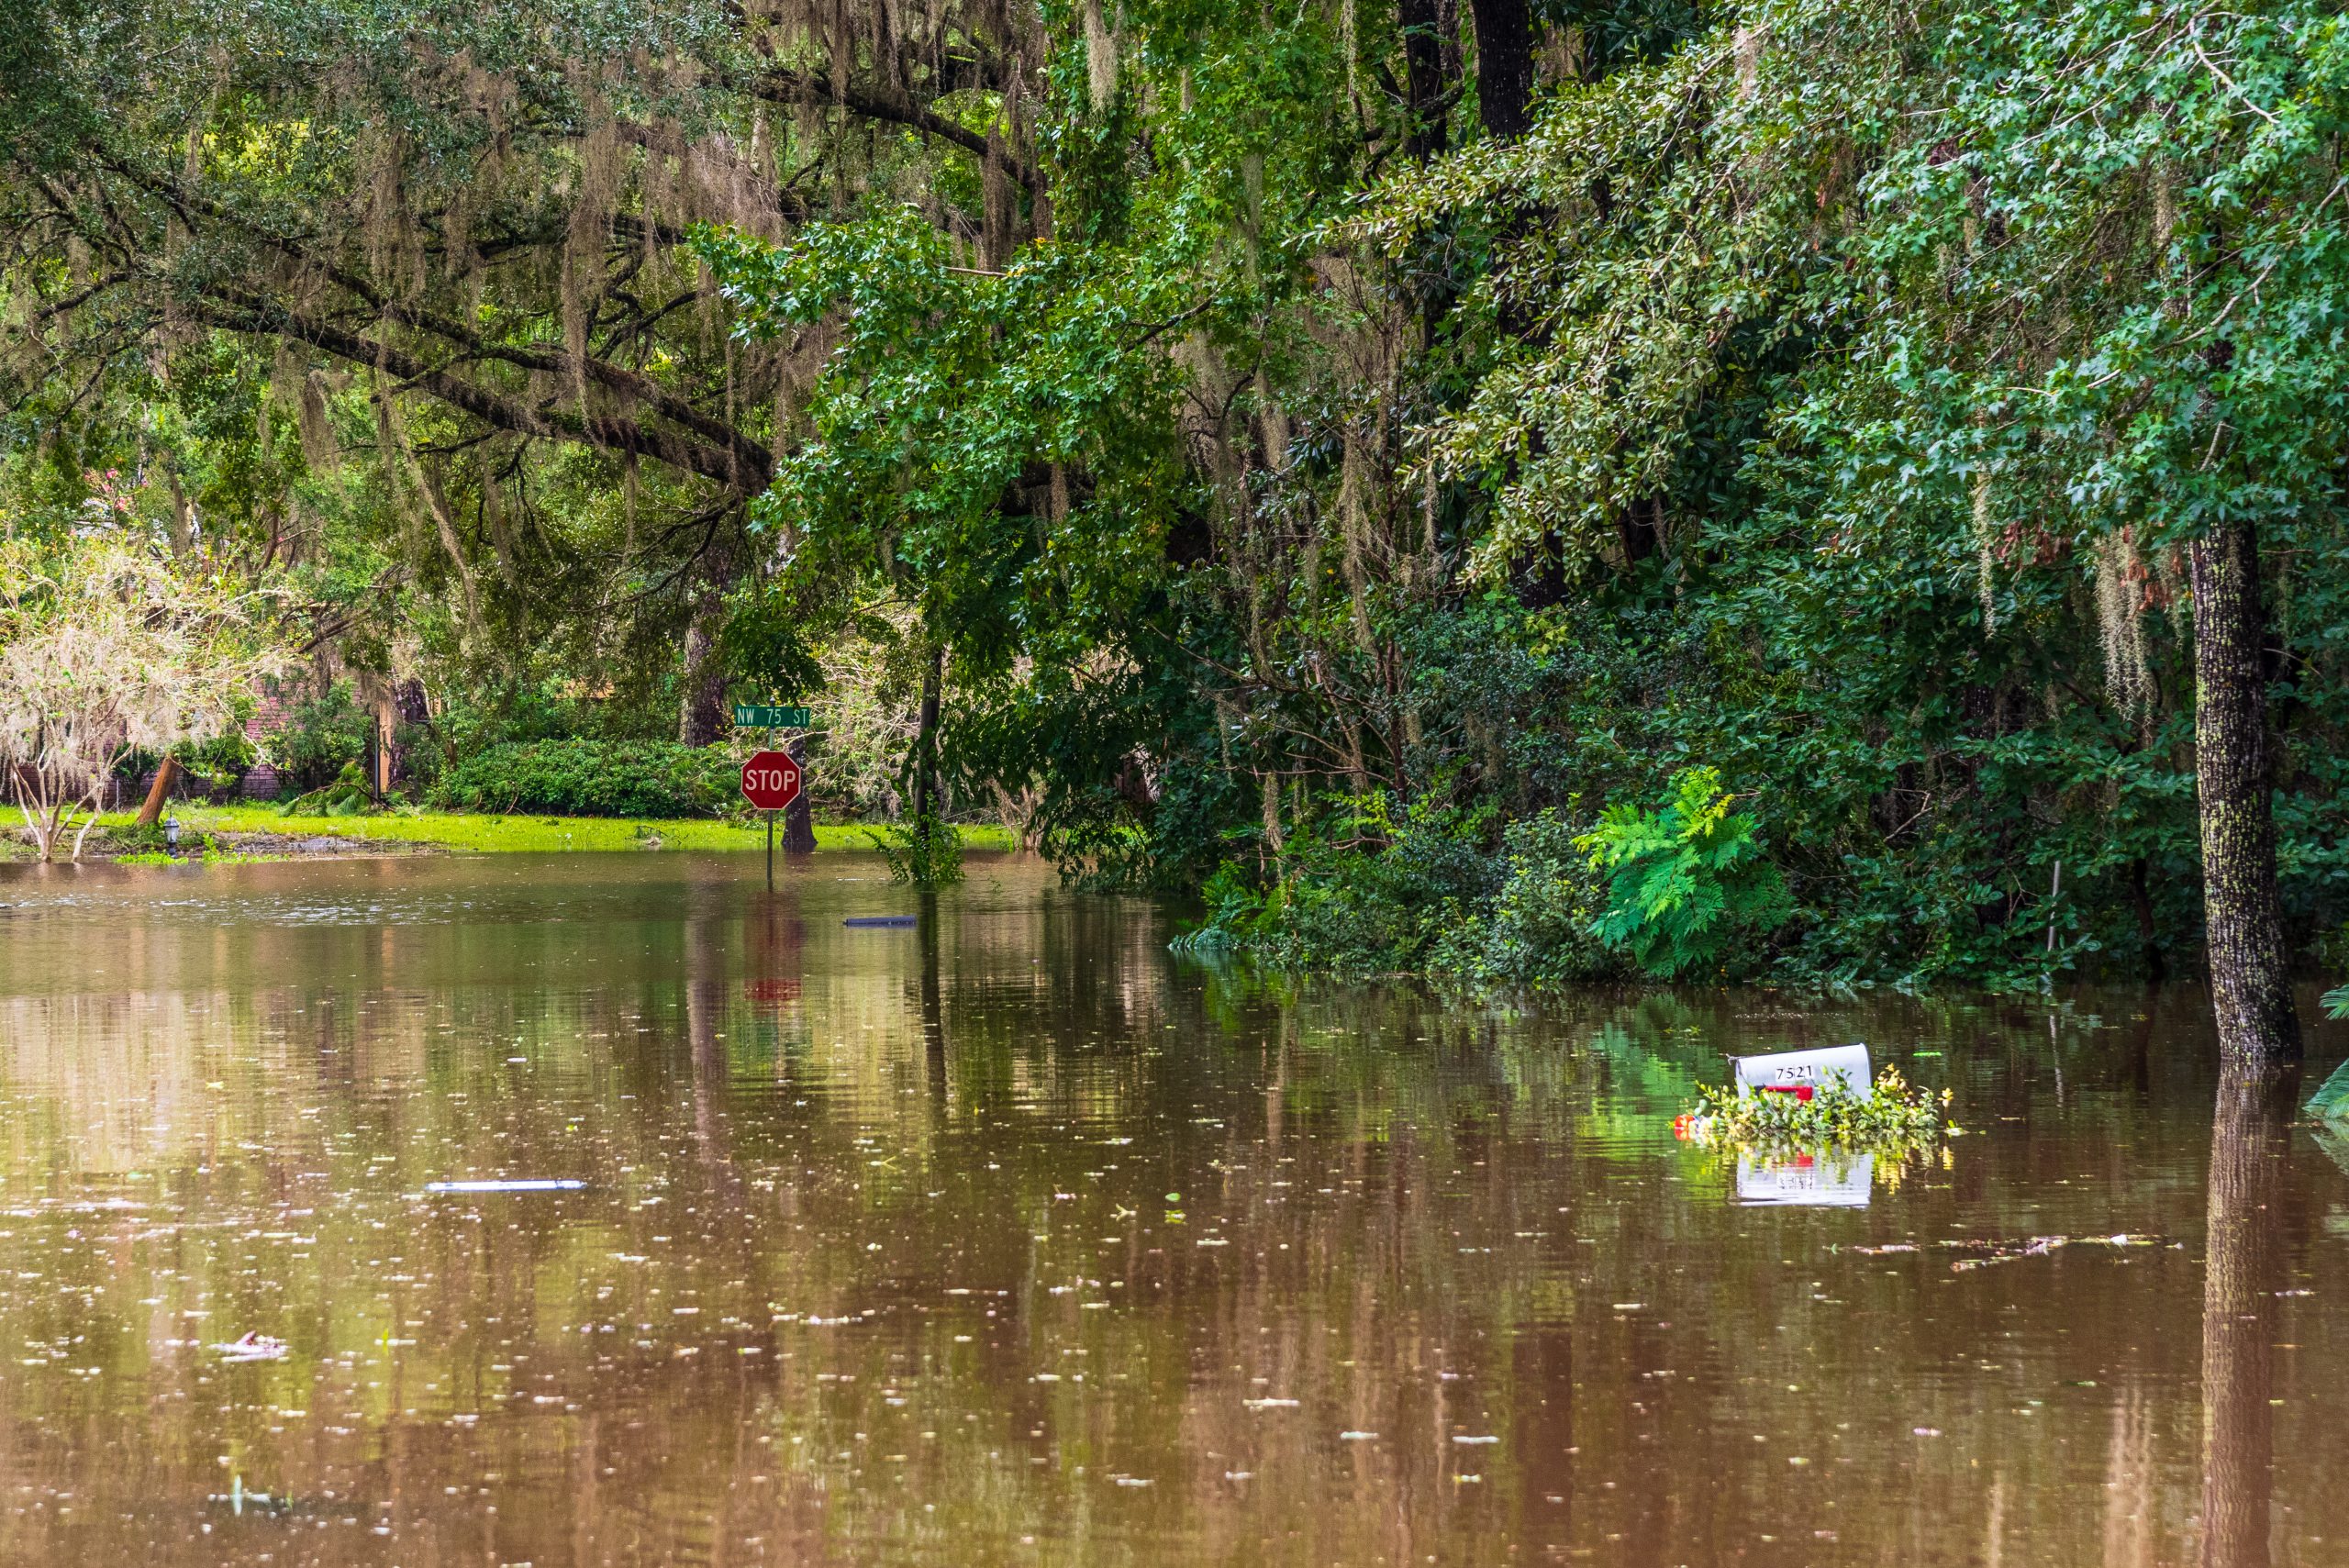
[0,852,2344,1567]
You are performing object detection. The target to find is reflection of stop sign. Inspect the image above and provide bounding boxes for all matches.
[740,751,803,810]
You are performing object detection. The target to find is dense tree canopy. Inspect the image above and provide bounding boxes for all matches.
[6,0,2349,1023]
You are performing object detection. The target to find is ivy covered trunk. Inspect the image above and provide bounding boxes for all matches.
[2190,518,2300,1067]
[2199,1062,2295,1568]
[784,736,816,854]
[911,642,945,841]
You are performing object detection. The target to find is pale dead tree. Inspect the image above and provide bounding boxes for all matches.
[0,535,290,862]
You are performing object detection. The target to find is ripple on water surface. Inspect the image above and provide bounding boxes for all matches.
[0,851,2343,1566]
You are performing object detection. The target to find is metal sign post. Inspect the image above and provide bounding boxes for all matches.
[740,748,804,889]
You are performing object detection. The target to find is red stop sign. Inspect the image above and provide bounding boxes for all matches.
[740,750,803,810]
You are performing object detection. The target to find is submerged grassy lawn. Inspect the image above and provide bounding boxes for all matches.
[91,806,1014,855]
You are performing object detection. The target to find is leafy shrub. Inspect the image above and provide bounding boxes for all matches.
[1428,810,1621,985]
[1575,767,1790,978]
[1172,797,1502,972]
[175,728,258,792]
[429,740,740,818]
[868,816,964,885]
[271,684,374,793]
[1679,1066,1950,1158]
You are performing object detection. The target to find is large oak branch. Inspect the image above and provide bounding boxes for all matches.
[195,288,757,489]
[102,156,774,480]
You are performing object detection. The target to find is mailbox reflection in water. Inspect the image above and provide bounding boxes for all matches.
[1734,1149,1875,1207]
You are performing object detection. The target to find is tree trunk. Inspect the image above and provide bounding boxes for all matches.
[678,589,729,746]
[910,641,944,829]
[784,735,816,853]
[2199,1062,2296,1568]
[135,757,182,827]
[2189,518,2300,1066]
[1397,0,1451,161]
[1466,0,1535,140]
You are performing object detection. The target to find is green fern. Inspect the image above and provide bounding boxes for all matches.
[1575,767,1789,979]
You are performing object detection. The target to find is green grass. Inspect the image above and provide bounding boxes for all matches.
[88,806,1016,855]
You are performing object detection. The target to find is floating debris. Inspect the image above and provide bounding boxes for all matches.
[212,1331,288,1362]
[206,1475,289,1516]
[422,1179,585,1194]
[844,916,918,929]
[1943,1234,2167,1273]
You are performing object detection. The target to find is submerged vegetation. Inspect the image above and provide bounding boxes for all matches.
[1677,1067,1954,1158]
[3,0,2346,1045]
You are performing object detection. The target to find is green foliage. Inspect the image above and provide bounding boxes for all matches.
[430,740,740,819]
[720,585,827,706]
[868,816,964,887]
[271,685,373,794]
[1427,811,1621,986]
[1683,1066,1951,1157]
[279,762,374,817]
[1169,795,1494,971]
[15,0,2349,996]
[1170,797,1623,983]
[1575,769,1790,979]
[173,729,258,793]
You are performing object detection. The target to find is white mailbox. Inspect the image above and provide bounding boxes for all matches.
[1735,1150,1875,1207]
[1731,1043,1871,1103]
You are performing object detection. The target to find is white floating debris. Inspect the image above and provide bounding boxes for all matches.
[1453,1435,1499,1445]
[422,1179,585,1194]
[1243,1397,1300,1409]
[212,1331,288,1362]
[1339,1430,1379,1441]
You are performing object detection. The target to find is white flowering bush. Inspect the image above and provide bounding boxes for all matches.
[0,534,289,860]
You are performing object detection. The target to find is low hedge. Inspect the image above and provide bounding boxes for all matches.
[429,740,740,818]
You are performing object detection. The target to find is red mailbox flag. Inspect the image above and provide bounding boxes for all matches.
[740,751,803,811]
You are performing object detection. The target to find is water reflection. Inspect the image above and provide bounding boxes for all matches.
[2199,1065,2298,1568]
[1733,1149,1874,1207]
[0,857,2343,1566]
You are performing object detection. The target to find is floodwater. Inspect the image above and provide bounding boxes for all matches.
[0,853,2344,1568]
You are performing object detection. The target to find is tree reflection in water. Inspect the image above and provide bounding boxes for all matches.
[2199,1063,2298,1568]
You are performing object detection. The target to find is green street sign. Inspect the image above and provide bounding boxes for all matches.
[733,704,811,728]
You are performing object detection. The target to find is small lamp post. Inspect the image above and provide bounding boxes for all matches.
[164,815,181,852]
